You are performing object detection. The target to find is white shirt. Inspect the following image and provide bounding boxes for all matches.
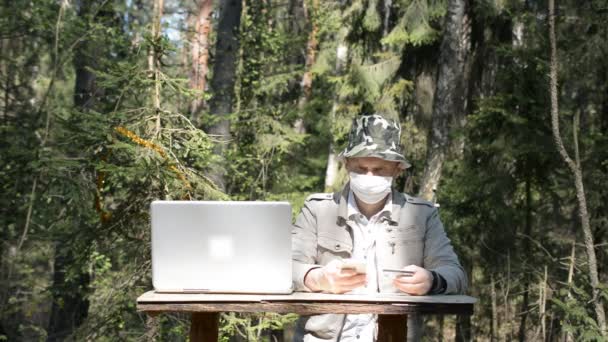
[340,191,392,341]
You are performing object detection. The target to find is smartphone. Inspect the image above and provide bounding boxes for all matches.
[340,259,367,274]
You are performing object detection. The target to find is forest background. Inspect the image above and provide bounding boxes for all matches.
[1,0,607,341]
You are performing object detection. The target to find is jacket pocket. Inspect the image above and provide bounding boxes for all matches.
[317,233,352,265]
[303,314,345,340]
[379,225,424,269]
[384,224,424,238]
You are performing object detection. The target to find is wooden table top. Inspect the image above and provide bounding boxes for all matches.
[137,291,476,315]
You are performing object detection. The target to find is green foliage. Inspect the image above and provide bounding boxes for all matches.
[2,0,608,340]
[383,0,443,48]
[552,284,608,341]
[317,0,447,160]
[1,0,224,339]
[363,0,382,32]
[350,56,401,102]
[228,0,316,202]
[220,313,298,342]
[438,2,608,338]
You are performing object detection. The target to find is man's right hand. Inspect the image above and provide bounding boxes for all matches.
[304,259,367,294]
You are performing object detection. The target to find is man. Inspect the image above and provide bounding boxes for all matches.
[292,113,467,341]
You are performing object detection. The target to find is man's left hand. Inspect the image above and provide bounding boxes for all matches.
[392,265,433,295]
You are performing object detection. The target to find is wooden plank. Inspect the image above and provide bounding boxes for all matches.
[377,315,407,342]
[190,312,218,342]
[137,291,477,305]
[137,301,473,316]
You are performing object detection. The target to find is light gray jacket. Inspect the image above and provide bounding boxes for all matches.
[292,184,467,341]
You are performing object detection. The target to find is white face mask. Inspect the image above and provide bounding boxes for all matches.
[349,172,393,204]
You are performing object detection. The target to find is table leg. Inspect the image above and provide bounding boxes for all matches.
[190,312,219,342]
[377,315,408,342]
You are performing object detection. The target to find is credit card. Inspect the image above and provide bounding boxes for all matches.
[382,268,415,277]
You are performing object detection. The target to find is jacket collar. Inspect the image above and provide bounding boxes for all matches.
[336,182,403,226]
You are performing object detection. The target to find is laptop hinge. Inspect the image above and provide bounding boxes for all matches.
[183,289,211,293]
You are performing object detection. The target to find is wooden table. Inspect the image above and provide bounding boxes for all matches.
[137,291,476,341]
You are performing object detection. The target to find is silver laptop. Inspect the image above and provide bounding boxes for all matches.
[151,201,293,294]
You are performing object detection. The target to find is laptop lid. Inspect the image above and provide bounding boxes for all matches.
[151,201,293,294]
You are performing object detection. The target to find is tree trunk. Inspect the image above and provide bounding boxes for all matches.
[324,28,349,191]
[300,0,319,102]
[418,0,471,200]
[455,258,473,341]
[2,38,14,123]
[491,274,498,342]
[294,0,319,134]
[518,177,532,342]
[382,0,392,38]
[562,243,575,342]
[190,0,214,123]
[149,0,164,135]
[505,252,513,340]
[414,63,436,129]
[540,265,547,341]
[324,147,340,191]
[467,10,512,111]
[206,0,242,191]
[548,0,607,335]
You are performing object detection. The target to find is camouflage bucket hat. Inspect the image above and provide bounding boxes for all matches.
[339,114,411,169]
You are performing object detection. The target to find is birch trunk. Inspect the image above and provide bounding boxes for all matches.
[540,266,547,341]
[548,0,607,336]
[418,0,471,200]
[207,0,242,191]
[491,274,498,342]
